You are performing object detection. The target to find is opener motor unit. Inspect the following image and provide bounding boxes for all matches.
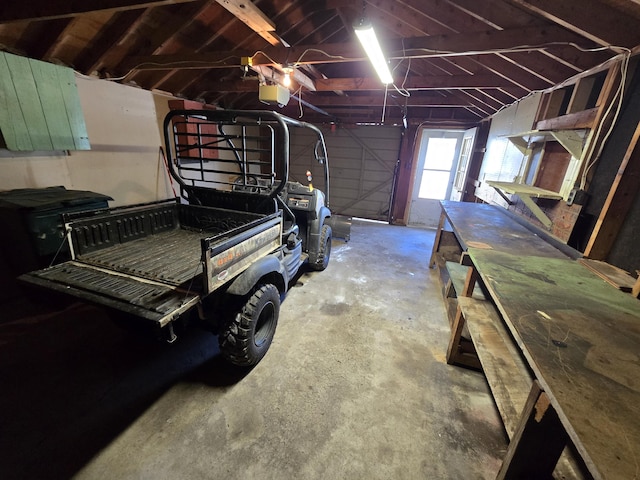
[259,84,290,107]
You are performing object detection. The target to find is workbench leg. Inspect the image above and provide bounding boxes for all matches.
[429,209,446,269]
[461,261,478,297]
[446,305,466,365]
[445,305,481,369]
[497,381,568,480]
[446,261,482,369]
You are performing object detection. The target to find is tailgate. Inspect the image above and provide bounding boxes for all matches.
[20,261,200,327]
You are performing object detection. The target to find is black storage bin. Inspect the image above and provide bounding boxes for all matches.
[0,186,112,276]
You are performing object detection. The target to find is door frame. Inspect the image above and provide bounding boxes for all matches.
[407,128,465,227]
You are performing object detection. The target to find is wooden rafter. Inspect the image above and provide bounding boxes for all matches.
[214,0,281,46]
[508,0,640,48]
[304,94,471,107]
[74,10,144,74]
[125,25,593,71]
[0,0,200,22]
[313,74,515,91]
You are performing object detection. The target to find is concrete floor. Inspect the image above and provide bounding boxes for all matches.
[0,220,507,479]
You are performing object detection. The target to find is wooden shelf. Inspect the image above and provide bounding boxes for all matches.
[485,181,562,200]
[505,129,587,159]
[486,181,562,228]
[458,296,533,438]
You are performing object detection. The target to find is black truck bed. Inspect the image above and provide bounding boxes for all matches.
[20,200,282,326]
[78,228,206,287]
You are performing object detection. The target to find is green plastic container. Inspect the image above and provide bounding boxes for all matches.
[0,186,112,273]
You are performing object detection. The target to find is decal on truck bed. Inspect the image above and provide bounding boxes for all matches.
[205,221,282,292]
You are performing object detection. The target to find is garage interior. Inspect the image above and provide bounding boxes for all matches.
[1,1,640,479]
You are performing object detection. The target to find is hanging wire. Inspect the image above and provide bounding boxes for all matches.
[296,84,304,118]
[381,83,389,124]
[159,146,178,198]
[579,49,632,190]
[49,227,72,267]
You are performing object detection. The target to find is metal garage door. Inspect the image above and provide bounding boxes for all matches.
[289,125,402,221]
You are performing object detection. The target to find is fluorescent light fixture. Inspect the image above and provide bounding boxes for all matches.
[354,20,393,85]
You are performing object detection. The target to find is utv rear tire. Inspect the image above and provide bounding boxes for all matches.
[311,224,332,271]
[219,284,280,366]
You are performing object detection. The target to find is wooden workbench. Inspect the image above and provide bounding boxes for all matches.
[431,201,640,480]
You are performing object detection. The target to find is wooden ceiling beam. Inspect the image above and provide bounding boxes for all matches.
[453,90,501,115]
[496,50,576,85]
[366,0,457,37]
[314,74,515,91]
[418,55,529,99]
[0,0,201,23]
[445,0,611,68]
[214,0,282,46]
[304,94,472,107]
[136,6,252,93]
[249,65,316,92]
[14,18,71,60]
[446,0,539,29]
[74,10,144,74]
[179,0,317,100]
[200,73,513,93]
[126,25,591,71]
[508,0,640,48]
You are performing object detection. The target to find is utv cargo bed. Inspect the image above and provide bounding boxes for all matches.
[20,199,282,326]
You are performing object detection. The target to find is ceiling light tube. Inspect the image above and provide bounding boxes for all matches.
[354,21,393,85]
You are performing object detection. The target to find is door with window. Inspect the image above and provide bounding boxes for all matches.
[449,127,477,202]
[408,129,465,227]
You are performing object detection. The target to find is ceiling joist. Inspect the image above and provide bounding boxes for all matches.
[509,0,640,48]
[0,0,632,126]
[0,0,200,23]
[124,25,596,73]
[197,74,515,93]
[214,0,283,47]
[304,94,472,108]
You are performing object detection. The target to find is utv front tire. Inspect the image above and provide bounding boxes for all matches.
[219,284,280,366]
[311,224,332,271]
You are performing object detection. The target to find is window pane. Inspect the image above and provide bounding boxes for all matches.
[418,170,450,199]
[453,136,472,191]
[423,138,457,170]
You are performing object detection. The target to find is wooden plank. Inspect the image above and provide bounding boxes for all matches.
[445,261,486,301]
[56,67,91,150]
[497,381,569,480]
[518,194,553,229]
[309,94,470,108]
[486,180,563,199]
[314,74,515,92]
[535,108,598,130]
[29,59,76,150]
[584,121,640,260]
[4,53,53,150]
[430,210,447,268]
[468,248,640,480]
[0,0,200,22]
[578,258,635,292]
[0,53,32,150]
[440,201,568,258]
[460,294,585,480]
[446,305,481,370]
[458,296,532,437]
[507,0,640,48]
